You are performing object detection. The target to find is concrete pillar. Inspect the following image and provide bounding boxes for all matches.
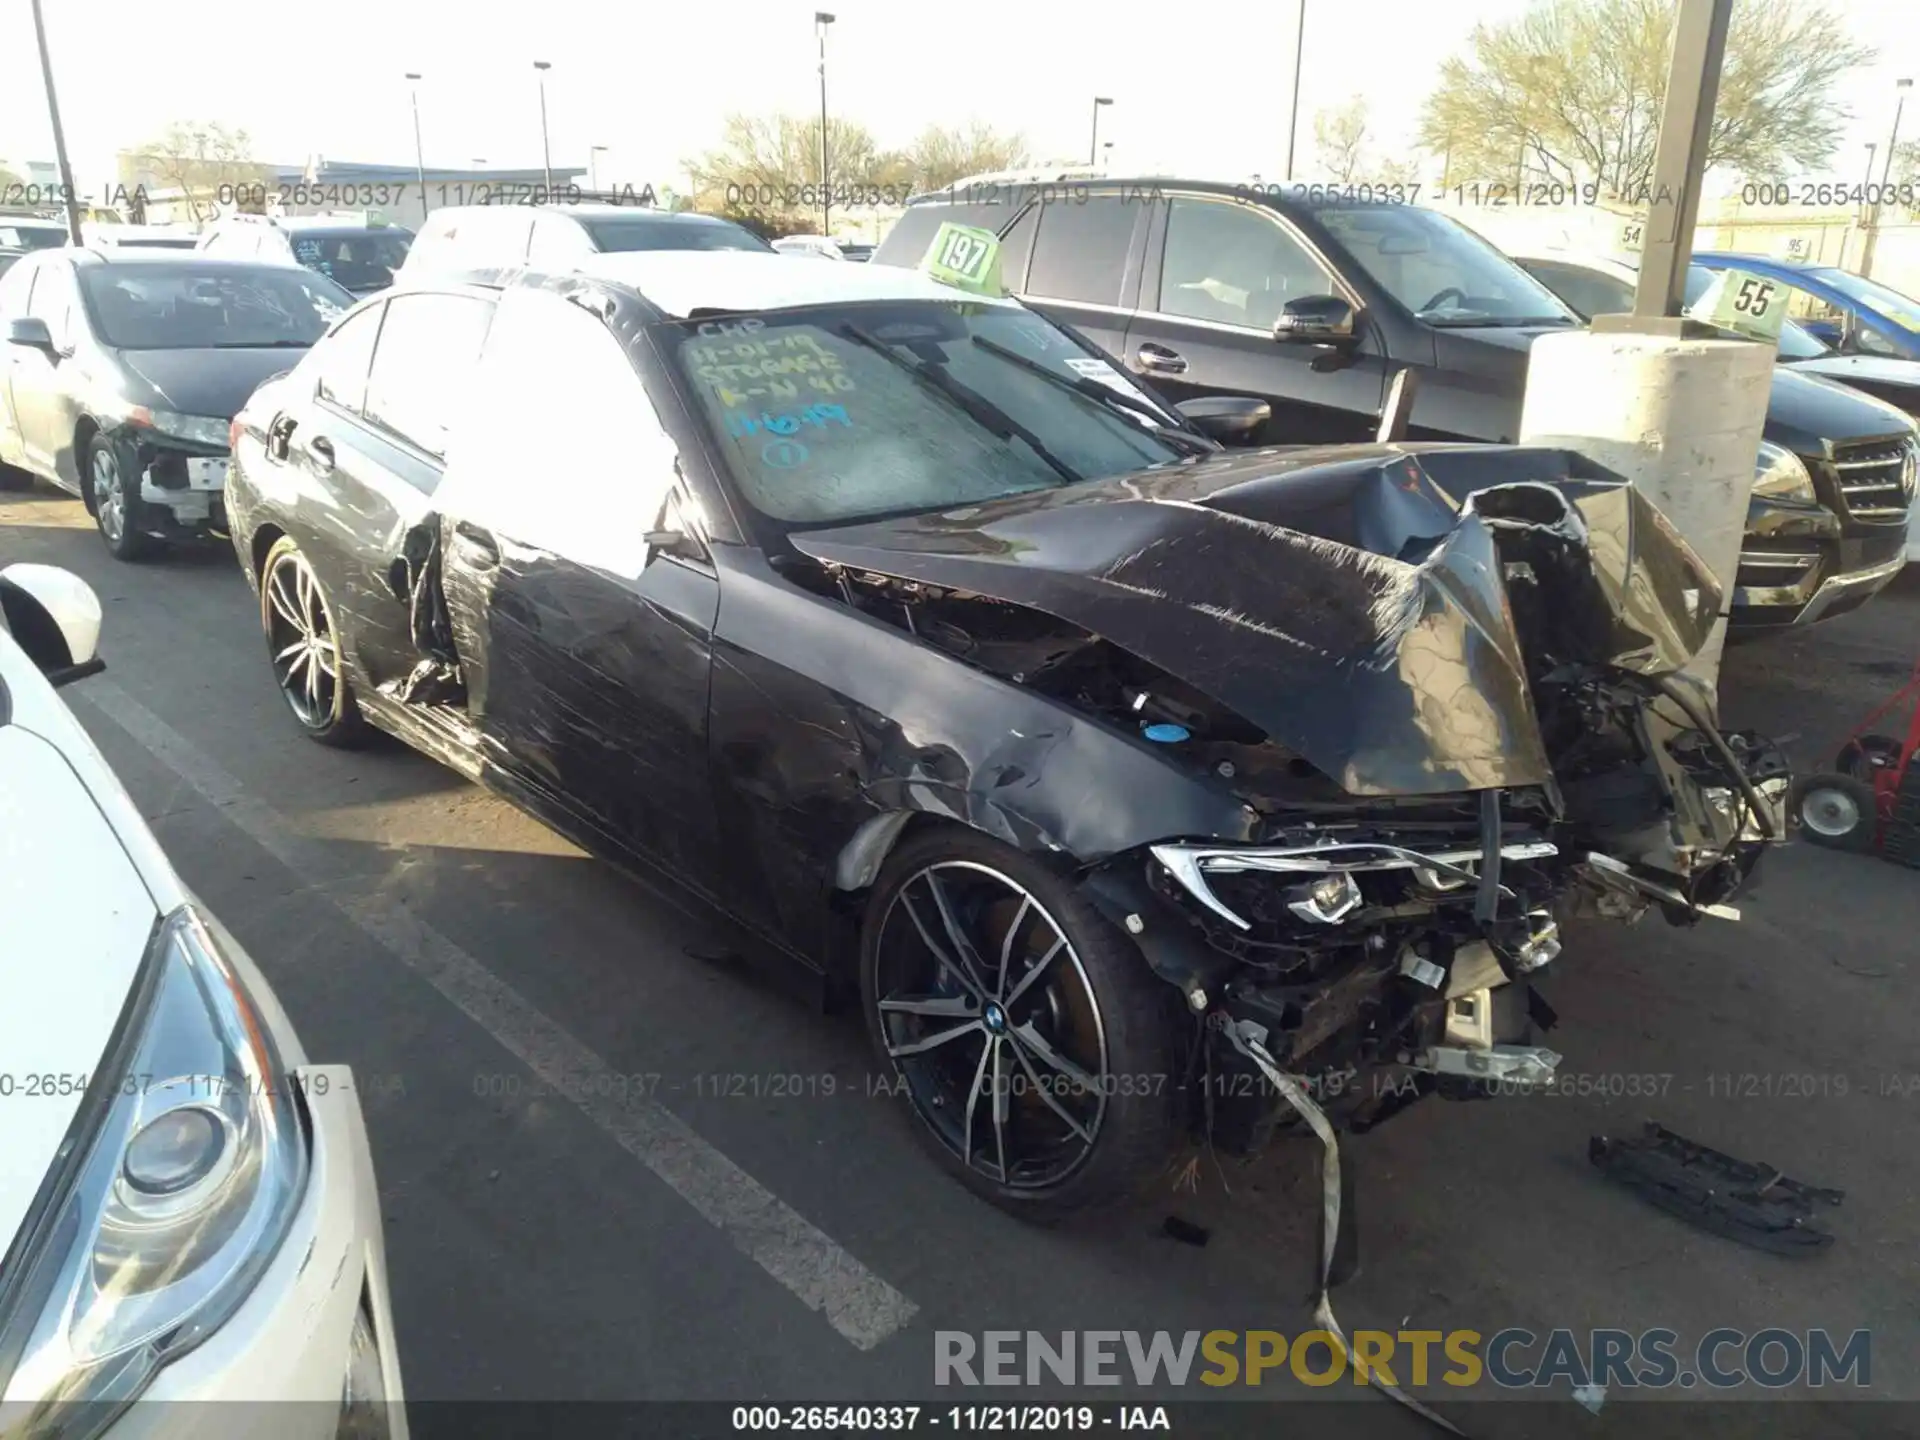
[1517,331,1774,689]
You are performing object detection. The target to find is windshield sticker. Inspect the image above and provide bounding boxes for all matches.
[1686,270,1786,343]
[921,222,1006,298]
[761,438,810,468]
[1065,356,1126,383]
[726,403,852,438]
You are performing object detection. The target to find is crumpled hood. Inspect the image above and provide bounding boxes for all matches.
[792,444,1719,796]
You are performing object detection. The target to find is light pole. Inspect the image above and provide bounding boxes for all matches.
[27,0,84,244]
[590,144,607,194]
[1089,97,1112,167]
[1881,77,1913,188]
[533,61,554,196]
[1283,0,1307,182]
[815,13,835,237]
[1860,141,1877,227]
[405,72,428,218]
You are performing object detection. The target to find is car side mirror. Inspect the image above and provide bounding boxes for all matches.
[6,317,57,356]
[1175,395,1271,444]
[0,563,105,686]
[1273,295,1358,345]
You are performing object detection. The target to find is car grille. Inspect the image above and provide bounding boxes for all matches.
[1828,437,1917,522]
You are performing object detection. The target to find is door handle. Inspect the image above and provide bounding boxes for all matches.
[453,521,499,568]
[1137,343,1188,375]
[308,435,335,474]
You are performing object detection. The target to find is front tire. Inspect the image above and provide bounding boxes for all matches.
[260,535,368,747]
[860,828,1180,1220]
[87,432,159,561]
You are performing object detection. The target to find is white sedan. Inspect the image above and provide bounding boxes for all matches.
[0,564,404,1438]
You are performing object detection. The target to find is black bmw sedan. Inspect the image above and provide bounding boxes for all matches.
[225,252,1787,1217]
[0,250,354,558]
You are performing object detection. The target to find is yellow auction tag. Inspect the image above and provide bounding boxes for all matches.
[922,222,1005,298]
[1686,269,1786,344]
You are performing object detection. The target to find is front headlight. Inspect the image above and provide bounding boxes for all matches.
[0,905,308,1436]
[1752,440,1816,502]
[86,401,230,450]
[145,411,231,449]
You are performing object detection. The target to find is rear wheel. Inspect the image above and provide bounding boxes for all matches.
[87,432,159,561]
[260,535,367,747]
[860,828,1180,1220]
[1791,772,1878,853]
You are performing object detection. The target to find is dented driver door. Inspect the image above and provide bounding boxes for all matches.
[432,287,723,887]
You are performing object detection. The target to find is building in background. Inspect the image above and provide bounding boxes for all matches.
[114,155,588,231]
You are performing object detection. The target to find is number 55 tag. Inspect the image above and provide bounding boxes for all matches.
[1686,269,1786,344]
[921,222,1005,298]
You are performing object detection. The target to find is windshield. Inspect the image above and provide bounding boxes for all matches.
[669,301,1190,524]
[585,216,772,253]
[1319,206,1578,326]
[1680,266,1828,360]
[0,223,68,251]
[1802,267,1920,333]
[288,230,413,291]
[78,263,354,349]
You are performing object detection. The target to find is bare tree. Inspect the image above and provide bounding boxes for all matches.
[901,122,1031,192]
[685,113,913,235]
[1313,100,1370,184]
[121,121,267,223]
[1419,0,1874,197]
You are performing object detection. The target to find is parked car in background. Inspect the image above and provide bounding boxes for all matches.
[199,213,415,297]
[80,222,199,251]
[394,203,771,282]
[1694,252,1920,362]
[771,234,848,260]
[1514,249,1920,569]
[223,251,1786,1216]
[0,250,354,558]
[0,561,405,1437]
[0,213,71,252]
[874,179,1914,632]
[0,249,22,280]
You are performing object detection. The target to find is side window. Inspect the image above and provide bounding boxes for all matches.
[24,262,78,349]
[362,293,495,458]
[0,256,37,317]
[312,304,385,414]
[1158,198,1335,330]
[439,290,681,577]
[527,214,593,267]
[1025,197,1136,305]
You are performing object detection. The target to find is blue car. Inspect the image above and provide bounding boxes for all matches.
[1695,252,1920,361]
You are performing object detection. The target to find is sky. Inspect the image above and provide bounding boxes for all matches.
[2,0,1917,197]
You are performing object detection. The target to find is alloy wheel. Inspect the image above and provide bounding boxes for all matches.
[873,861,1110,1189]
[92,446,125,546]
[264,550,340,728]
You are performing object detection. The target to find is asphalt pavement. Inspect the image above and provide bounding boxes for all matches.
[4,485,1918,1439]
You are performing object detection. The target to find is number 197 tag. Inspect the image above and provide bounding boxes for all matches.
[922,222,1005,298]
[1686,269,1786,344]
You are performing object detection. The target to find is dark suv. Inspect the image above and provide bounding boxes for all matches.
[874,179,1917,633]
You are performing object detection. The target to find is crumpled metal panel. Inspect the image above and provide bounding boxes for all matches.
[790,443,1722,797]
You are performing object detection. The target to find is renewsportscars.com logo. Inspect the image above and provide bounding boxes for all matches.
[934,1328,1871,1392]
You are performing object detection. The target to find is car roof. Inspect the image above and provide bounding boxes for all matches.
[572,248,1020,318]
[70,250,324,272]
[276,217,410,233]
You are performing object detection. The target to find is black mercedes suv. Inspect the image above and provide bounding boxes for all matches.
[874,178,1917,634]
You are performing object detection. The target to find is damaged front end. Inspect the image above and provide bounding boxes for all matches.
[792,444,1790,1150]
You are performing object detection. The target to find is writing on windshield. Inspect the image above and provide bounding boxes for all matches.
[672,305,1184,524]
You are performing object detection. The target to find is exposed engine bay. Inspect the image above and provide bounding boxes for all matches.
[786,446,1793,1151]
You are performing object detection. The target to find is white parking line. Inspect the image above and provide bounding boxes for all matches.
[74,678,921,1353]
